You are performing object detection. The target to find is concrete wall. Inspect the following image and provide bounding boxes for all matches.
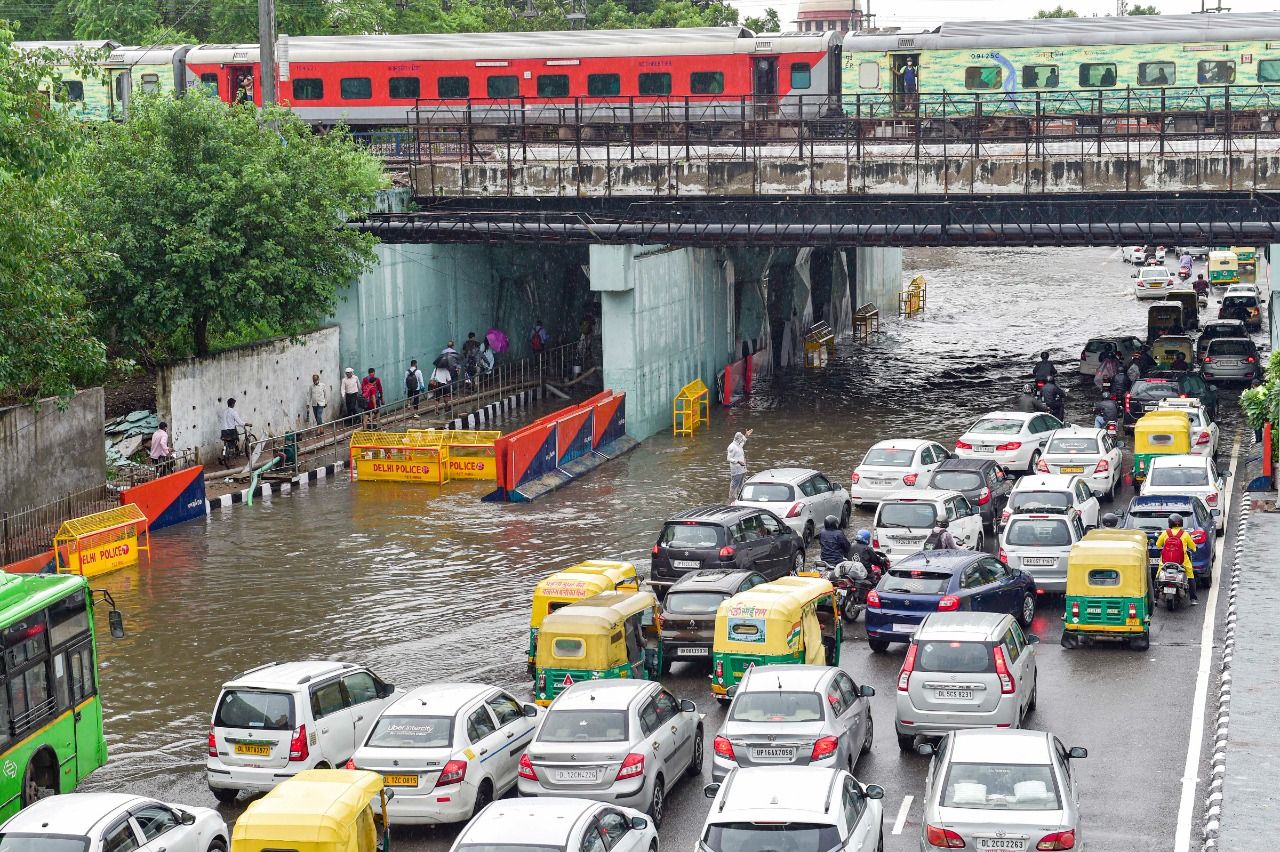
[0,388,105,513]
[853,246,904,318]
[157,327,340,459]
[592,245,735,440]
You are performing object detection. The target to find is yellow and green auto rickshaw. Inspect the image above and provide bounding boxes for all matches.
[1208,250,1239,285]
[534,590,662,706]
[1150,335,1196,368]
[1146,302,1185,342]
[710,576,840,704]
[527,561,640,673]
[1061,539,1151,651]
[232,770,392,852]
[1132,410,1191,482]
[1163,290,1201,330]
[1230,245,1257,268]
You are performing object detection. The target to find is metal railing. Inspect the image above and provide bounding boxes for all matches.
[110,448,201,488]
[351,129,416,160]
[1,483,119,567]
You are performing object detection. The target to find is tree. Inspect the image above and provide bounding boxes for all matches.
[1128,4,1160,13]
[1035,6,1079,16]
[72,93,386,359]
[743,7,781,33]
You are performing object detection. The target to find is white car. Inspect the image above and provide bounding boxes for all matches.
[955,412,1063,474]
[0,794,228,852]
[1224,283,1262,301]
[207,661,397,802]
[1155,399,1219,457]
[999,509,1088,592]
[1133,266,1175,299]
[736,467,851,545]
[1079,335,1143,376]
[450,798,658,852]
[1036,426,1123,499]
[1001,474,1100,531]
[849,439,952,507]
[1121,245,1148,264]
[1140,454,1226,532]
[701,767,884,852]
[349,682,542,824]
[872,489,985,561]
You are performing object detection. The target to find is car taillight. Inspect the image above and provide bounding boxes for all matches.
[1196,431,1211,445]
[997,441,1022,451]
[850,472,861,484]
[345,758,356,769]
[1202,355,1213,364]
[1247,355,1257,363]
[903,473,918,486]
[998,548,1007,563]
[718,546,736,559]
[955,440,972,450]
[1037,829,1077,850]
[438,758,468,786]
[288,724,309,762]
[937,595,959,612]
[208,727,217,757]
[616,753,645,781]
[866,590,881,608]
[1094,459,1110,473]
[713,736,735,760]
[1035,458,1049,473]
[1079,351,1086,360]
[652,544,660,555]
[926,825,966,848]
[1206,492,1218,506]
[1001,508,1011,523]
[872,537,880,549]
[1125,392,1132,408]
[993,645,1015,694]
[1192,529,1208,545]
[786,502,803,518]
[518,753,537,780]
[897,643,917,691]
[977,487,991,505]
[810,736,839,761]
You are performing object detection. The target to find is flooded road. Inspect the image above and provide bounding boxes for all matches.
[83,247,1259,850]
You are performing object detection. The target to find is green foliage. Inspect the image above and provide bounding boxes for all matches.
[743,7,781,33]
[71,92,386,360]
[1240,349,1280,431]
[1035,6,1079,17]
[1127,4,1159,13]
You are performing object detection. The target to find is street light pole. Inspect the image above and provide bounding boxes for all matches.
[258,0,277,105]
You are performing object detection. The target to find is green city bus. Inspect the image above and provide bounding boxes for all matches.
[0,572,110,818]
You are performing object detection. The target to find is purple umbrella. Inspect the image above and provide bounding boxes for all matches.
[486,328,509,353]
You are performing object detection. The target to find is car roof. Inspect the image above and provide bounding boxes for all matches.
[460,798,597,845]
[385,682,491,715]
[1014,474,1079,491]
[933,458,994,472]
[668,569,759,592]
[969,411,1034,424]
[892,550,984,572]
[949,729,1053,765]
[1147,454,1208,468]
[917,611,1011,640]
[880,488,962,503]
[551,679,653,710]
[666,505,755,523]
[225,660,362,690]
[1,793,144,833]
[1048,426,1103,439]
[868,438,932,450]
[713,767,842,823]
[741,664,832,693]
[1205,336,1255,348]
[748,468,822,484]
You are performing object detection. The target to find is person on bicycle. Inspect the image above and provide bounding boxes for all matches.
[220,399,247,454]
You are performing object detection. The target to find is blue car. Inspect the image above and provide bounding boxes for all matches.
[1123,495,1216,586]
[864,550,1038,652]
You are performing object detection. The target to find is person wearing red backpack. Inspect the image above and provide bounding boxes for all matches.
[1155,514,1199,605]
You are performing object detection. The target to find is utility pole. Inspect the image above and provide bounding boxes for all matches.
[1117,0,1127,15]
[258,0,277,105]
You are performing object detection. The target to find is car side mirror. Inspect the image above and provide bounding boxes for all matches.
[726,685,738,699]
[1027,634,1041,644]
[1069,746,1088,759]
[680,698,698,713]
[859,685,876,697]
[179,811,197,826]
[523,703,539,717]
[915,742,934,756]
[377,683,395,699]
[704,782,722,799]
[864,784,885,800]
[630,816,650,830]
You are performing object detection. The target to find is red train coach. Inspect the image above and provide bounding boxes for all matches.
[183,27,840,126]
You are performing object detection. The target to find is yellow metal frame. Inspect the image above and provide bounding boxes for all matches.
[53,503,150,579]
[804,323,836,368]
[406,428,501,479]
[673,379,710,436]
[349,430,452,484]
[899,275,927,317]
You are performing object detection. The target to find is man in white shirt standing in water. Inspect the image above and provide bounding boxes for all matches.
[726,429,753,501]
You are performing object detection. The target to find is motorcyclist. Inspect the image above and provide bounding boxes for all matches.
[817,515,852,565]
[1094,346,1120,392]
[1100,512,1120,528]
[1032,351,1057,383]
[1011,382,1049,413]
[849,528,889,574]
[1192,273,1210,297]
[1039,378,1066,421]
[1136,346,1157,375]
[1155,514,1199,605]
[1111,361,1130,398]
[1093,394,1121,430]
[923,518,958,551]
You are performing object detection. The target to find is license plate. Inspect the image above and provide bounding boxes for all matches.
[673,560,699,568]
[233,743,272,757]
[1149,557,1160,567]
[1217,359,1239,366]
[933,689,974,700]
[893,535,925,543]
[1059,466,1084,473]
[974,446,993,453]
[554,769,600,782]
[384,774,418,787]
[750,747,796,761]
[978,840,1026,851]
[870,479,894,487]
[893,623,920,634]
[677,647,708,657]
[1164,585,1179,593]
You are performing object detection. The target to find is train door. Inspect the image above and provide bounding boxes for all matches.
[890,53,920,112]
[229,65,256,104]
[107,68,131,120]
[753,55,778,117]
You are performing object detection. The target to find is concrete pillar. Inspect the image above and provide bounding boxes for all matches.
[852,246,904,316]
[591,245,736,441]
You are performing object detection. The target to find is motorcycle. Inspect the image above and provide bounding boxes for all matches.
[1157,562,1190,611]
[1105,419,1121,446]
[816,556,886,623]
[1178,265,1192,281]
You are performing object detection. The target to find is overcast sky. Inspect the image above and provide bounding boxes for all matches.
[729,0,1279,30]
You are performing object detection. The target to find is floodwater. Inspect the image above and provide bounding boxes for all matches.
[82,247,1255,848]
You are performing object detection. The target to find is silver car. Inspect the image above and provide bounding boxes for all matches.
[1201,337,1261,384]
[998,510,1087,593]
[711,664,875,781]
[517,679,703,828]
[895,613,1038,752]
[918,729,1085,852]
[735,467,852,546]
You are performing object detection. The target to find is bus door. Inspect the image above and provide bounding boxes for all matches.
[753,55,778,118]
[890,52,920,112]
[229,65,256,104]
[107,68,131,120]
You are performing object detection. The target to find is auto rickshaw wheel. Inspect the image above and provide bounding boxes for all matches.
[1129,632,1151,651]
[1059,632,1078,649]
[210,786,238,804]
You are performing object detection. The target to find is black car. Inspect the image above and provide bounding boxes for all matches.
[1219,294,1263,331]
[1125,373,1218,424]
[650,505,806,594]
[658,569,767,671]
[922,458,1014,532]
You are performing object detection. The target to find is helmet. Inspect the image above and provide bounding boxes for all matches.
[1041,351,1050,359]
[1101,512,1119,528]
[824,515,839,530]
[1169,513,1184,527]
[855,529,871,544]
[936,518,949,528]
[1022,382,1033,393]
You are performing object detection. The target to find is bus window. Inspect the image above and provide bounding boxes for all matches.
[49,592,89,646]
[1259,59,1280,83]
[791,63,812,89]
[291,78,323,100]
[858,60,879,89]
[200,72,218,93]
[639,73,671,96]
[1080,63,1117,87]
[1138,62,1175,86]
[389,77,420,99]
[1021,65,1059,89]
[340,78,372,99]
[690,71,724,95]
[438,76,470,99]
[964,66,1002,90]
[1198,60,1235,85]
[536,74,569,98]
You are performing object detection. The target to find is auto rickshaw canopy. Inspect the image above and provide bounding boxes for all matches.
[531,572,615,628]
[1083,528,1149,550]
[231,769,386,852]
[1134,410,1192,451]
[561,560,639,590]
[1150,335,1195,366]
[536,590,659,670]
[1066,540,1150,598]
[714,576,834,658]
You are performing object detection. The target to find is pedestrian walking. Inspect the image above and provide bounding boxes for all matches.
[480,339,496,377]
[341,367,361,418]
[149,421,173,474]
[361,368,384,428]
[727,429,754,501]
[405,359,425,416]
[307,373,328,426]
[462,332,481,384]
[530,319,549,353]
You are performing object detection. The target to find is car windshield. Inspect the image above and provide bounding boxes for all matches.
[941,762,1062,811]
[1047,436,1098,454]
[456,846,564,852]
[365,715,453,748]
[1223,296,1258,308]
[664,591,728,615]
[729,691,825,723]
[1203,325,1241,339]
[862,447,914,466]
[914,640,994,673]
[739,482,794,502]
[538,710,628,743]
[702,823,842,852]
[1008,491,1070,513]
[1140,269,1168,279]
[877,502,937,529]
[969,418,1025,435]
[1208,340,1254,356]
[1126,511,1177,532]
[1148,466,1210,487]
[1132,382,1182,401]
[660,523,722,548]
[929,470,983,491]
[881,568,952,595]
[1083,339,1113,353]
[214,689,295,731]
[1005,518,1072,547]
[0,837,90,852]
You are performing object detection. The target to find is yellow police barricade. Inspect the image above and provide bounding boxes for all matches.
[349,430,451,484]
[899,275,927,317]
[54,504,151,579]
[407,429,501,480]
[673,379,709,436]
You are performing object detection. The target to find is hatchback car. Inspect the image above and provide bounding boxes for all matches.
[864,551,1038,652]
[1154,398,1219,457]
[450,798,657,852]
[1124,495,1216,586]
[921,458,1014,532]
[1140,454,1225,532]
[702,767,885,852]
[1224,283,1262,300]
[735,468,851,545]
[1079,335,1143,376]
[955,412,1063,474]
[660,569,765,671]
[918,729,1085,852]
[872,489,985,561]
[712,664,875,781]
[1201,337,1261,384]
[1036,427,1123,499]
[849,439,952,507]
[207,660,396,803]
[894,612,1038,752]
[1196,319,1248,360]
[517,680,703,827]
[1133,265,1175,299]
[1219,293,1263,330]
[348,682,542,824]
[650,505,805,595]
[1001,474,1100,531]
[0,794,228,852]
[998,510,1087,593]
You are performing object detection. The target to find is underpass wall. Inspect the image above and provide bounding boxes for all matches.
[853,247,904,318]
[0,389,105,513]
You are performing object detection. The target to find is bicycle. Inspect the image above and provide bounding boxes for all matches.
[218,424,256,467]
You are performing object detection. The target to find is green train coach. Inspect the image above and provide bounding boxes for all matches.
[15,41,194,121]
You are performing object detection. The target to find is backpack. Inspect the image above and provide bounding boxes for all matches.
[405,369,419,394]
[530,327,544,352]
[1160,531,1187,565]
[923,530,945,551]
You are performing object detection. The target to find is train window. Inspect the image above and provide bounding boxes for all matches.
[1259,60,1280,83]
[790,63,812,89]
[537,74,570,98]
[690,71,724,95]
[292,78,324,100]
[438,76,470,99]
[114,74,126,103]
[487,75,519,98]
[638,72,672,96]
[1138,62,1176,86]
[588,73,620,96]
[1079,63,1117,87]
[964,66,1002,90]
[1198,60,1235,85]
[341,78,372,99]
[199,72,218,93]
[140,73,159,93]
[389,77,420,99]
[858,60,879,89]
[58,80,84,102]
[1021,65,1059,89]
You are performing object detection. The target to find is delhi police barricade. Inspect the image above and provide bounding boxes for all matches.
[348,429,502,484]
[53,504,151,580]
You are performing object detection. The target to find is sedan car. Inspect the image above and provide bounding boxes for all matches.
[450,798,657,852]
[1201,337,1261,384]
[1133,265,1175,299]
[712,664,874,781]
[1124,495,1217,586]
[1036,426,1123,499]
[735,467,851,545]
[849,438,952,507]
[1219,293,1263,331]
[0,794,228,852]
[922,458,1015,531]
[660,569,765,671]
[1140,454,1226,532]
[864,551,1037,652]
[1154,399,1219,457]
[1126,373,1218,424]
[1121,245,1148,264]
[518,679,703,827]
[918,729,1085,852]
[650,505,805,595]
[349,683,542,824]
[955,412,1064,474]
[1196,319,1249,360]
[1001,474,1100,531]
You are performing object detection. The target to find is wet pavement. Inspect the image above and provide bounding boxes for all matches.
[81,247,1263,851]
